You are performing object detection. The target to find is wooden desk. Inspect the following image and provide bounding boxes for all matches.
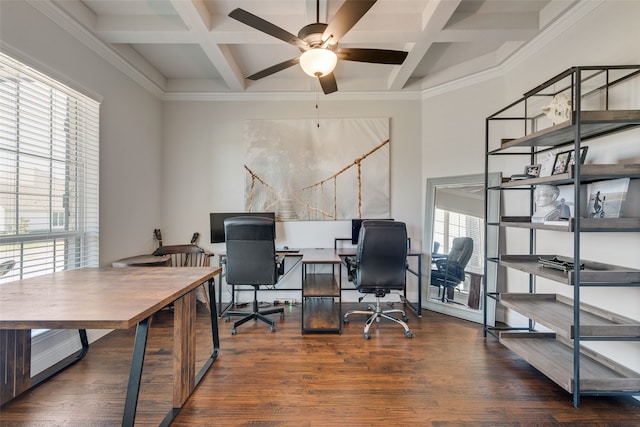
[0,266,221,427]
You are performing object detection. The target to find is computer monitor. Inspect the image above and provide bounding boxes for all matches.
[351,218,394,244]
[210,212,276,243]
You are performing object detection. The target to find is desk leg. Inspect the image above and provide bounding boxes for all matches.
[208,278,220,361]
[122,316,151,427]
[159,278,220,427]
[403,253,422,317]
[173,290,197,408]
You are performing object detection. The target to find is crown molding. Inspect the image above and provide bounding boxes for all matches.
[160,90,422,102]
[26,0,165,98]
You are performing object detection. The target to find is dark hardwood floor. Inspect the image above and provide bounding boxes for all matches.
[1,301,638,426]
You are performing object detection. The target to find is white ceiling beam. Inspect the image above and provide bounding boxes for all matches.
[169,0,245,91]
[388,0,461,91]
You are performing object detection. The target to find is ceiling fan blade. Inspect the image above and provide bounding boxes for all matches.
[229,8,308,50]
[322,0,377,44]
[247,58,300,80]
[318,73,338,95]
[337,48,408,64]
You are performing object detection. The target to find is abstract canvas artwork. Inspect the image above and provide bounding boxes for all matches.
[244,118,390,221]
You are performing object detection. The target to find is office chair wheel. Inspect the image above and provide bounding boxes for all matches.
[405,331,413,338]
[364,332,370,340]
[270,325,276,332]
[343,316,350,324]
[402,315,409,322]
[231,328,237,335]
[225,316,230,323]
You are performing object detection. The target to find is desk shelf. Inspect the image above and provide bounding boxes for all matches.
[301,251,341,334]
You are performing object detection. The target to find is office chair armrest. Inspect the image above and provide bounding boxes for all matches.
[433,258,449,271]
[275,255,285,276]
[443,261,465,282]
[344,256,357,282]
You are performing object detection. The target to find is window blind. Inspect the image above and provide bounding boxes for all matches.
[0,51,99,282]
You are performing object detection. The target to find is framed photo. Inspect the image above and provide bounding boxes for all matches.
[552,147,588,175]
[586,178,630,219]
[551,150,570,175]
[524,164,541,177]
[567,146,588,170]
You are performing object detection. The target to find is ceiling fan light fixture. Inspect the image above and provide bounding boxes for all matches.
[299,48,337,77]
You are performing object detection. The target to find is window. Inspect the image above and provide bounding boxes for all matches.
[0,52,99,284]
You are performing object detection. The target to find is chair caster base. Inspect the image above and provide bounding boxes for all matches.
[231,328,237,335]
[405,330,413,338]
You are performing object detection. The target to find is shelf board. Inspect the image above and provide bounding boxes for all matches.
[302,298,341,333]
[497,110,640,150]
[302,273,339,297]
[499,332,640,393]
[501,216,640,232]
[499,254,640,285]
[501,163,640,187]
[499,293,640,339]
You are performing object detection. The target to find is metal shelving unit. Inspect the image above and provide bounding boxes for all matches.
[483,65,640,407]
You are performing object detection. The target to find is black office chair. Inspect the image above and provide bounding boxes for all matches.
[430,237,473,303]
[223,216,284,335]
[343,220,412,339]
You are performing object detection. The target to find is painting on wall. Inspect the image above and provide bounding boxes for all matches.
[244,118,390,221]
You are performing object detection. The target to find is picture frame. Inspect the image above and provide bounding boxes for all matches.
[551,150,570,175]
[524,164,541,177]
[586,178,630,219]
[552,147,588,174]
[566,146,589,170]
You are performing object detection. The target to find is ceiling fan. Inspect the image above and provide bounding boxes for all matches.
[229,0,408,94]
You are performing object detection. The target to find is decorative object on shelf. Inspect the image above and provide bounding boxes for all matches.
[552,150,570,175]
[541,93,572,125]
[566,146,588,170]
[555,197,571,220]
[531,184,561,223]
[510,164,541,181]
[525,164,541,177]
[538,256,585,272]
[586,178,630,218]
[552,147,588,174]
[539,150,558,177]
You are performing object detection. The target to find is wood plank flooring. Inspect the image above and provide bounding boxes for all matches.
[1,302,638,426]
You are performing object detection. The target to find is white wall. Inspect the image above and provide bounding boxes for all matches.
[161,97,423,301]
[422,0,640,371]
[0,1,164,264]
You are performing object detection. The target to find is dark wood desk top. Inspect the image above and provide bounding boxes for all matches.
[299,248,341,264]
[0,266,221,330]
[111,254,171,267]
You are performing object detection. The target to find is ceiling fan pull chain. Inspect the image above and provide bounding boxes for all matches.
[316,86,320,128]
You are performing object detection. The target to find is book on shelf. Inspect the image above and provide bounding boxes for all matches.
[543,220,571,226]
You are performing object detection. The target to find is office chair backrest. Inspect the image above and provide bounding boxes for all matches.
[152,244,211,267]
[449,237,473,269]
[355,220,408,290]
[224,216,278,286]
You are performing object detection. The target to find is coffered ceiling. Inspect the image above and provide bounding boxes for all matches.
[39,0,580,97]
